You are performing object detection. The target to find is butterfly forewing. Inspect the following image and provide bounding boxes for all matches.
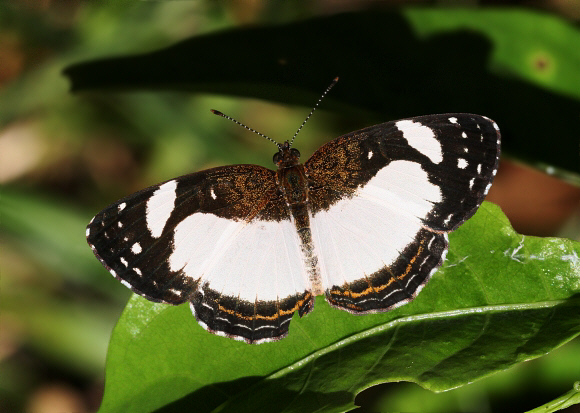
[305,113,500,312]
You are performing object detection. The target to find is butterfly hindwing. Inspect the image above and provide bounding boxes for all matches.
[305,114,500,312]
[322,229,448,313]
[87,164,313,343]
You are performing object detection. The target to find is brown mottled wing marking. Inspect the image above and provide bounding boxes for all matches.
[86,164,313,343]
[305,132,371,211]
[305,114,500,312]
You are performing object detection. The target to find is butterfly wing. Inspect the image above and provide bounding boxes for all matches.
[305,113,500,313]
[87,164,313,343]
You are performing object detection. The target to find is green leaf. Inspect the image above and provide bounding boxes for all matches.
[99,203,580,413]
[404,9,580,101]
[64,9,580,178]
[525,382,580,413]
[371,336,580,412]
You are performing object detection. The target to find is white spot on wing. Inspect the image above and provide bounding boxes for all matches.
[477,164,482,174]
[133,268,142,276]
[462,132,467,138]
[442,233,449,254]
[86,227,90,237]
[443,214,453,225]
[458,158,468,169]
[428,236,435,250]
[120,279,132,288]
[396,120,443,164]
[368,150,373,159]
[484,182,492,195]
[120,257,128,267]
[449,117,458,124]
[146,180,177,238]
[210,188,217,200]
[118,221,123,228]
[169,288,182,297]
[118,203,126,211]
[131,242,142,254]
[469,177,475,189]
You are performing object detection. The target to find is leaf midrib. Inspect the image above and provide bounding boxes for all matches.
[268,299,567,381]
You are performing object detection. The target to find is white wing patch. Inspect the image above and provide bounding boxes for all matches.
[311,160,442,287]
[131,242,142,254]
[169,214,308,302]
[146,180,177,238]
[395,120,443,164]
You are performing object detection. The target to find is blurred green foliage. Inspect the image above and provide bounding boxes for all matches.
[1,2,579,413]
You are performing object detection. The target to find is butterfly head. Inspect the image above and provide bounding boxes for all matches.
[273,141,301,168]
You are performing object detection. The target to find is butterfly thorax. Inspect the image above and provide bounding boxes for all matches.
[274,141,308,207]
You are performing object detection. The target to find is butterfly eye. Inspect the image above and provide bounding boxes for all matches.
[273,152,282,164]
[290,148,301,158]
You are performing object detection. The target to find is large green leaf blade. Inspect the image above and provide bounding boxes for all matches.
[98,203,580,412]
[216,302,580,413]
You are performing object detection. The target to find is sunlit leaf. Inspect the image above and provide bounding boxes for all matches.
[99,203,580,412]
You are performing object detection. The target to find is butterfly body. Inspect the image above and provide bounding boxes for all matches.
[87,113,500,343]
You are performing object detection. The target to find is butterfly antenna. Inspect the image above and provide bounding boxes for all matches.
[289,76,339,147]
[210,109,281,149]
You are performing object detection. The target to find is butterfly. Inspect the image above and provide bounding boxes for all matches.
[87,79,500,343]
